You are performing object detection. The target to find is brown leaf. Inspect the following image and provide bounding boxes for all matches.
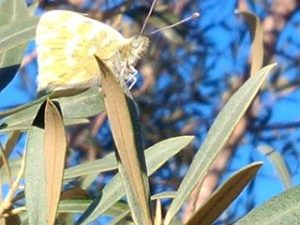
[238,11,264,76]
[60,187,90,200]
[44,100,67,225]
[185,162,262,225]
[95,56,153,225]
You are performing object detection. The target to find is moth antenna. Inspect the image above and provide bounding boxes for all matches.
[149,12,200,36]
[140,0,158,35]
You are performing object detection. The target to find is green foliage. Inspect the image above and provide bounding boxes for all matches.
[163,64,275,225]
[235,185,300,225]
[0,0,295,225]
[0,87,104,132]
[258,145,293,189]
[25,119,47,225]
[185,162,263,225]
[0,0,38,54]
[0,0,38,92]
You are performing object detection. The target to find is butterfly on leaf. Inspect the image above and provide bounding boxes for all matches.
[36,10,149,94]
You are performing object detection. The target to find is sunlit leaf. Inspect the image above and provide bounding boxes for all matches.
[78,173,99,190]
[0,0,29,25]
[185,162,262,225]
[0,87,104,132]
[109,210,132,225]
[164,64,276,225]
[64,152,117,179]
[0,4,38,54]
[0,145,12,186]
[235,185,300,225]
[151,191,177,200]
[0,166,4,225]
[0,0,35,92]
[237,11,263,76]
[24,102,47,225]
[0,45,26,92]
[0,158,21,184]
[0,95,49,117]
[0,131,21,168]
[76,136,193,225]
[65,136,192,181]
[154,199,162,225]
[55,87,104,119]
[15,199,129,216]
[258,145,292,189]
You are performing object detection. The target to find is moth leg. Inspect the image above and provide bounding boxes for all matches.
[126,65,138,89]
[105,51,138,90]
[109,51,125,79]
[128,76,137,90]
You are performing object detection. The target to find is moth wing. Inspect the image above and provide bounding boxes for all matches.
[36,10,127,91]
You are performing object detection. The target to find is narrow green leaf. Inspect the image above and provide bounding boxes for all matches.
[164,64,276,225]
[56,87,104,118]
[79,173,100,190]
[0,107,89,132]
[0,153,23,224]
[64,118,90,126]
[0,15,38,54]
[0,145,12,186]
[0,102,42,132]
[64,153,117,179]
[237,11,263,76]
[0,131,21,168]
[58,199,91,214]
[154,199,162,225]
[0,165,5,225]
[95,57,153,225]
[0,0,33,92]
[44,99,67,225]
[14,199,129,216]
[0,0,30,25]
[186,162,263,225]
[0,55,20,92]
[109,210,131,225]
[258,145,292,189]
[65,136,192,180]
[24,102,47,225]
[0,44,26,92]
[170,218,184,225]
[20,219,29,225]
[28,1,39,16]
[151,192,177,200]
[235,185,300,225]
[76,136,194,225]
[0,44,25,69]
[113,220,134,225]
[0,87,102,118]
[0,158,21,184]
[0,87,104,132]
[0,95,49,118]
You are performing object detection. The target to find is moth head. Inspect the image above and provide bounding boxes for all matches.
[120,35,149,65]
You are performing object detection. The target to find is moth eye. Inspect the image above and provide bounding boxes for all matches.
[131,36,143,48]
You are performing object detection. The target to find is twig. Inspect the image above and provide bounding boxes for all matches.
[0,153,26,217]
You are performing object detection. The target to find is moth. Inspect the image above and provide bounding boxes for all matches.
[36,10,149,93]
